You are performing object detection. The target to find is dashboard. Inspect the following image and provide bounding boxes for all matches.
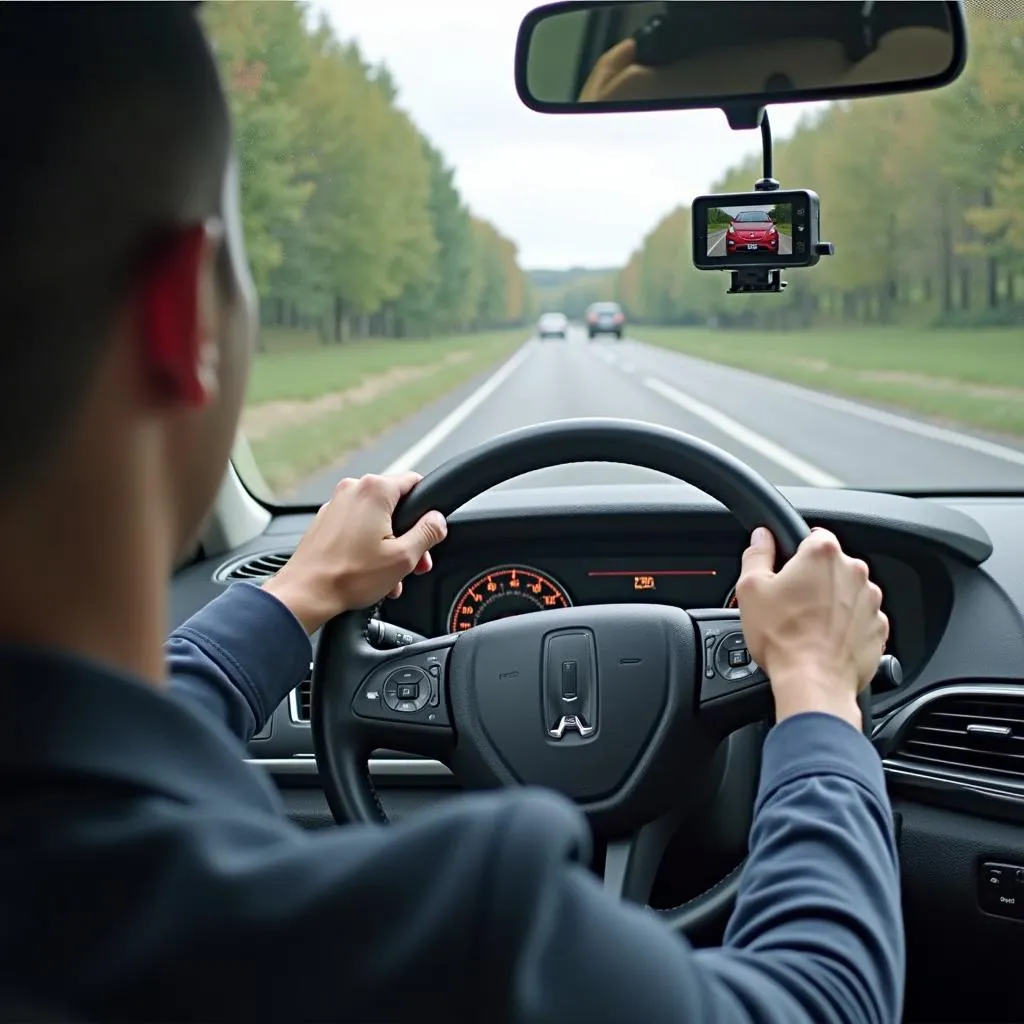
[172,480,1003,735]
[170,483,1024,1021]
[406,544,929,678]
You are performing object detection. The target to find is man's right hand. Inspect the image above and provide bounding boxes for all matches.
[262,472,447,635]
[735,526,889,730]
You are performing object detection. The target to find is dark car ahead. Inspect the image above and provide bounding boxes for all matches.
[586,301,625,339]
[725,210,780,255]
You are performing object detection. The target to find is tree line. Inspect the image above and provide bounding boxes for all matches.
[615,9,1024,330]
[531,267,618,321]
[201,1,533,346]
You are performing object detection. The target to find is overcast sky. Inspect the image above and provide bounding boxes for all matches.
[316,0,818,270]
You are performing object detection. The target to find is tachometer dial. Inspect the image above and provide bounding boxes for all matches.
[448,565,572,633]
[723,584,739,609]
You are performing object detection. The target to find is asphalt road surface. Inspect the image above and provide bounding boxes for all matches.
[706,228,793,257]
[292,326,1024,501]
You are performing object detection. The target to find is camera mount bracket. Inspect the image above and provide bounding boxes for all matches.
[721,111,833,295]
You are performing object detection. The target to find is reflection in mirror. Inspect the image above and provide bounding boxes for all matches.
[519,1,961,110]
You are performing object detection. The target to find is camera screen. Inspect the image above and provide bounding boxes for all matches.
[705,203,792,259]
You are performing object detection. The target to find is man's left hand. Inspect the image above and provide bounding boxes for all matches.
[261,472,447,634]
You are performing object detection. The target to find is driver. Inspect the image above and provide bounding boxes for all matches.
[0,6,901,1023]
[580,37,670,103]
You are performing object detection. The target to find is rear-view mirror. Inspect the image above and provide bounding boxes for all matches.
[515,1,967,118]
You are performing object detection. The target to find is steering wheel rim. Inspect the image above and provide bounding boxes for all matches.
[388,417,809,548]
[312,418,811,936]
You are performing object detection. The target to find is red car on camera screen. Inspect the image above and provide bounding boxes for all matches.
[725,210,779,255]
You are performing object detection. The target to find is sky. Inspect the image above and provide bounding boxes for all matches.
[316,0,820,270]
[716,206,779,216]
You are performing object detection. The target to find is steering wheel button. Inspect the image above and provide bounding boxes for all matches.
[728,649,750,668]
[398,683,419,700]
[392,667,423,683]
[395,700,417,713]
[561,660,579,700]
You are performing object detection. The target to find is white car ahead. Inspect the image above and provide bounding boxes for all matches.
[537,312,569,339]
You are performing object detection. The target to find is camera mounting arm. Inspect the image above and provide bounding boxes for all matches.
[719,110,833,295]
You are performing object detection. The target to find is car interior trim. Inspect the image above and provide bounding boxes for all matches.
[200,461,271,557]
[249,756,454,778]
[287,684,309,726]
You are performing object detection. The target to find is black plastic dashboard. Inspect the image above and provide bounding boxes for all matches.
[172,483,1024,1020]
[170,481,1024,774]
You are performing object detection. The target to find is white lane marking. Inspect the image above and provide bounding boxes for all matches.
[643,376,844,487]
[380,343,535,474]
[637,343,1024,469]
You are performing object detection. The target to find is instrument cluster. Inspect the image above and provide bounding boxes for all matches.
[444,556,740,634]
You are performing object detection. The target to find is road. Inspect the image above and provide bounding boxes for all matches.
[292,326,1024,501]
[707,228,793,257]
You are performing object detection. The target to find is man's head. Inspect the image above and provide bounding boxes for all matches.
[0,3,252,561]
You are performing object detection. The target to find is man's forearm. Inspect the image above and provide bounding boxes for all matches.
[164,583,312,740]
[512,714,902,1024]
[695,713,903,1023]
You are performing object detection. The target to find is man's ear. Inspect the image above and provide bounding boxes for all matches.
[138,221,223,408]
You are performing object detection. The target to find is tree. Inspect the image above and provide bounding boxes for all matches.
[391,140,476,335]
[201,1,531,342]
[201,1,314,293]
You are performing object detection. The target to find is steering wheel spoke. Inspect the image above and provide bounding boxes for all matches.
[311,611,456,821]
[603,811,681,905]
[690,609,774,734]
[341,640,454,748]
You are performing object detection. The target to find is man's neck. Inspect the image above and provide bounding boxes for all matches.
[0,488,170,687]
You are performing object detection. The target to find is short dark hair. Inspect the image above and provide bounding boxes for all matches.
[0,2,230,495]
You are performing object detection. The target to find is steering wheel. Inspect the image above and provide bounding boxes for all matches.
[311,418,866,937]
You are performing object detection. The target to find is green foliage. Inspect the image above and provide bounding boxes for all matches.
[616,7,1024,330]
[201,1,533,343]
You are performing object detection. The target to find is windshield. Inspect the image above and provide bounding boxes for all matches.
[733,212,773,223]
[207,1,1024,503]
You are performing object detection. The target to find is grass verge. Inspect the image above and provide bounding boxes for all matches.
[247,331,522,495]
[633,325,1024,440]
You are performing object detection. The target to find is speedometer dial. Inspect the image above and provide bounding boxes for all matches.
[448,565,572,633]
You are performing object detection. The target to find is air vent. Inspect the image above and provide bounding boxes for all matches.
[896,693,1024,781]
[289,665,314,723]
[215,550,292,582]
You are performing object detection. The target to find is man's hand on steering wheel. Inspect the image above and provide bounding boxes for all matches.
[262,472,448,635]
[737,526,889,732]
